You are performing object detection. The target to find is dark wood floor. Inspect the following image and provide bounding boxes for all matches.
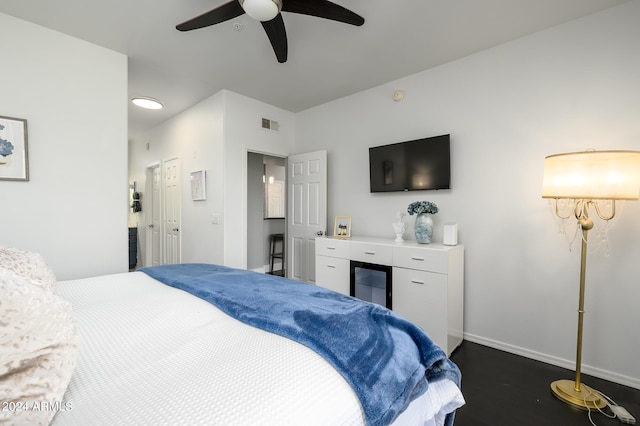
[449,341,640,426]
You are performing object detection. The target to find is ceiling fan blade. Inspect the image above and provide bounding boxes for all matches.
[176,1,245,31]
[281,0,364,26]
[261,14,288,63]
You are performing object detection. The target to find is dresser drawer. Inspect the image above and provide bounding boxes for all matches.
[349,241,393,266]
[393,246,448,273]
[315,237,350,258]
[315,256,350,295]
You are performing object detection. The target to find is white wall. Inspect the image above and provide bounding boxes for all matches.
[129,90,295,269]
[222,92,295,268]
[128,92,226,265]
[0,13,128,280]
[295,2,640,388]
[247,152,265,270]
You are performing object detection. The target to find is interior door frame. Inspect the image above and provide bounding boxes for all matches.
[246,150,288,274]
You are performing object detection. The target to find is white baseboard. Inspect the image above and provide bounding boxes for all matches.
[463,332,640,390]
[250,266,266,273]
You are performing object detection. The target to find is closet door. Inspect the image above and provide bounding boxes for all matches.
[163,157,181,264]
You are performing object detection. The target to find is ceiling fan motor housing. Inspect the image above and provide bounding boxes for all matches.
[239,0,282,21]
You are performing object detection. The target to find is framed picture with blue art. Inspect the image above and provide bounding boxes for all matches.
[0,115,29,181]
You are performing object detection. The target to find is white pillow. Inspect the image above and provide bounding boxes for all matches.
[0,246,57,293]
[0,267,78,426]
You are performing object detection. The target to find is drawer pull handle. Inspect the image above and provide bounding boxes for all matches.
[327,246,336,250]
[327,264,336,268]
[411,280,425,285]
[364,251,376,255]
[411,256,425,261]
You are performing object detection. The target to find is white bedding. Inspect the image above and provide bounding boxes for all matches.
[52,272,464,425]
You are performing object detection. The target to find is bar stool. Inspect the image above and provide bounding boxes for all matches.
[269,233,285,276]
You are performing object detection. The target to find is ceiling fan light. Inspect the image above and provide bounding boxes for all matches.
[240,0,281,21]
[131,97,163,110]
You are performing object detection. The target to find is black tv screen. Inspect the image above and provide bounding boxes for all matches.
[369,134,450,192]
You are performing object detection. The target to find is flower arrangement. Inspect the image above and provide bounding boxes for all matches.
[0,123,15,159]
[407,201,439,215]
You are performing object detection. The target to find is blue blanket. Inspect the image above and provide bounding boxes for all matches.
[139,264,461,426]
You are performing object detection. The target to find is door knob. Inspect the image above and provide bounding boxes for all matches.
[148,224,154,228]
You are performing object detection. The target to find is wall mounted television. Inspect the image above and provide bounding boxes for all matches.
[369,134,450,193]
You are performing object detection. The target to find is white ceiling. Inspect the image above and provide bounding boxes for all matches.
[0,0,628,140]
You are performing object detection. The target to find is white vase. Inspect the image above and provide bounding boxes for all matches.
[414,213,433,244]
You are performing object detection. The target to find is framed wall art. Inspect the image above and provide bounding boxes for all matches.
[333,215,352,238]
[0,115,29,181]
[190,170,206,201]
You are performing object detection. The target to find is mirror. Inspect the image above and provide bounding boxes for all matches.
[264,163,285,219]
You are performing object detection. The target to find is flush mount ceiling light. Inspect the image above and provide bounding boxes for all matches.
[131,97,163,110]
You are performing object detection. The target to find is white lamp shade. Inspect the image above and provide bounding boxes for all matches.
[542,150,640,200]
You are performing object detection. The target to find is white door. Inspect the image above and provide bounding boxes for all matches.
[148,164,162,266]
[163,158,181,264]
[287,150,327,283]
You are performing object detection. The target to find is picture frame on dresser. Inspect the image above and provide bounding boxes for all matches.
[333,216,352,238]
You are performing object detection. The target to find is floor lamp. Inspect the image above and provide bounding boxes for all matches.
[542,150,640,410]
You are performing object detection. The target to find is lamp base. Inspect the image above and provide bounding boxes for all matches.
[551,380,607,410]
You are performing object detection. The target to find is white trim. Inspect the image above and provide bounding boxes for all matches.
[463,333,640,390]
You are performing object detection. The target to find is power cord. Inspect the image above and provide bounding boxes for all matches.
[584,390,636,425]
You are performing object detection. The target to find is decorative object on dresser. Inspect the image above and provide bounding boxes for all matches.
[443,223,458,246]
[392,211,407,242]
[542,149,640,410]
[0,115,29,181]
[333,215,352,238]
[408,201,438,244]
[315,236,464,356]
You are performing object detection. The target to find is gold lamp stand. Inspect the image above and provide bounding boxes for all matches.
[550,212,605,410]
[543,150,640,411]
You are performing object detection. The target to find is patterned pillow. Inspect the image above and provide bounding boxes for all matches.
[0,246,57,293]
[0,267,78,426]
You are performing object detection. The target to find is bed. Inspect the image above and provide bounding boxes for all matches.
[1,247,464,426]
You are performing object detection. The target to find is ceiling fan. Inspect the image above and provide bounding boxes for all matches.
[176,0,364,63]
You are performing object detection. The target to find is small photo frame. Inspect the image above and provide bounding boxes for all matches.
[333,216,352,238]
[0,115,29,181]
[190,170,206,201]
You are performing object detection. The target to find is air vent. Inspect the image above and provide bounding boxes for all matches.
[261,117,279,131]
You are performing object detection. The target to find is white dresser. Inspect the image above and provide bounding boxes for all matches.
[315,236,464,356]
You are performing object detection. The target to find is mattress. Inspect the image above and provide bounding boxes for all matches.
[52,271,464,425]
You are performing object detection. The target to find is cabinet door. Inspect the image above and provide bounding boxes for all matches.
[393,267,448,351]
[316,256,350,295]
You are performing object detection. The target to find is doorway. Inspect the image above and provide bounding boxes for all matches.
[247,152,286,274]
